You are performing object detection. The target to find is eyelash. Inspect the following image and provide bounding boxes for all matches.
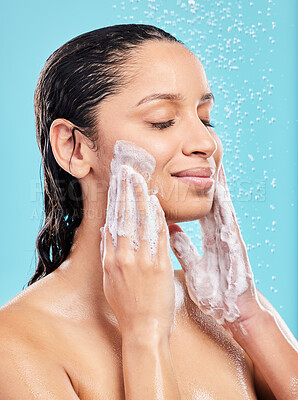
[150,119,215,130]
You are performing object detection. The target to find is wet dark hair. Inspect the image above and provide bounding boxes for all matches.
[27,24,182,286]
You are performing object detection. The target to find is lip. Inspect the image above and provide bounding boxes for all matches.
[173,175,214,190]
[171,167,215,178]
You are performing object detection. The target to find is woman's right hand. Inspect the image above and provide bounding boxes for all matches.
[100,166,175,342]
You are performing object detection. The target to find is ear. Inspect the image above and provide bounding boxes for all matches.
[50,118,91,179]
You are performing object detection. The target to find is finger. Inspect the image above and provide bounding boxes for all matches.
[106,175,117,226]
[132,172,149,245]
[125,168,139,245]
[169,227,201,273]
[168,223,183,236]
[168,223,185,259]
[214,168,243,244]
[214,164,237,228]
[198,204,218,250]
[213,165,228,226]
[213,163,228,206]
[115,165,135,252]
[153,196,172,265]
[146,194,159,256]
[106,174,118,247]
[101,224,115,271]
[116,165,127,232]
[212,184,235,287]
[217,163,229,193]
[218,162,224,184]
[218,163,231,198]
[199,212,217,249]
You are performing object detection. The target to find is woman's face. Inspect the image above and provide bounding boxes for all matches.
[93,40,223,225]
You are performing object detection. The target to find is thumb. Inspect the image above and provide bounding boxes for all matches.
[168,224,201,272]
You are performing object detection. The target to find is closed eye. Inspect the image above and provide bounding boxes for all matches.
[150,119,175,129]
[202,120,215,128]
[150,119,215,130]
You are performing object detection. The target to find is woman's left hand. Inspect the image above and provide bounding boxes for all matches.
[169,163,263,335]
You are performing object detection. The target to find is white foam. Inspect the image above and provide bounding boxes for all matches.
[289,377,297,399]
[105,143,253,324]
[174,277,185,310]
[105,140,165,257]
[110,140,157,194]
[170,164,252,325]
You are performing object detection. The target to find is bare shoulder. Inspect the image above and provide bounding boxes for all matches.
[0,278,78,400]
[0,275,53,337]
[0,270,83,355]
[0,269,81,330]
[0,306,79,399]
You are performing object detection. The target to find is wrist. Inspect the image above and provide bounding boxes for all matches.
[122,332,171,359]
[121,322,172,347]
[227,306,273,348]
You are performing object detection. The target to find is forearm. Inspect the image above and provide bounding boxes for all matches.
[121,332,181,400]
[230,308,298,400]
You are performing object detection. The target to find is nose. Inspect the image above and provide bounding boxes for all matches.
[181,116,217,159]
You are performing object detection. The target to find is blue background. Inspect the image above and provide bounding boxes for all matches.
[0,0,297,336]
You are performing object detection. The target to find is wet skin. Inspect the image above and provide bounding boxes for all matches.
[0,40,282,399]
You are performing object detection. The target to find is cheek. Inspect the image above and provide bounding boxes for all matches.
[144,141,174,196]
[144,138,174,178]
[94,141,114,179]
[142,136,172,160]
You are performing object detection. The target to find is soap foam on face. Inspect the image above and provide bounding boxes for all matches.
[106,140,165,257]
[105,141,250,325]
[110,140,158,194]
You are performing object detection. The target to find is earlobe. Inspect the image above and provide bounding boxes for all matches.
[49,118,91,179]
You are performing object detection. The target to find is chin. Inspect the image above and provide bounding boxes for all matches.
[162,197,214,225]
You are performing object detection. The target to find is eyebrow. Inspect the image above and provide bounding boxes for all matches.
[135,91,215,107]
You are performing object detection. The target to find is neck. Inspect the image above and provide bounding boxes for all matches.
[56,212,109,316]
[54,194,173,323]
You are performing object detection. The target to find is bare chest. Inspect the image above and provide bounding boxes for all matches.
[61,313,257,400]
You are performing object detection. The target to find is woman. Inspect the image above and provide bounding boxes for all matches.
[0,24,297,399]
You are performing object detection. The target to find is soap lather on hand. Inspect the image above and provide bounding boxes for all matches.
[169,162,257,327]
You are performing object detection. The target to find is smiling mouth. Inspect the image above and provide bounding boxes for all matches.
[170,165,215,192]
[172,175,214,191]
[171,166,215,178]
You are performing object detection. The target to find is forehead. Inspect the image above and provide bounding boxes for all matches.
[127,40,209,95]
[97,40,211,122]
